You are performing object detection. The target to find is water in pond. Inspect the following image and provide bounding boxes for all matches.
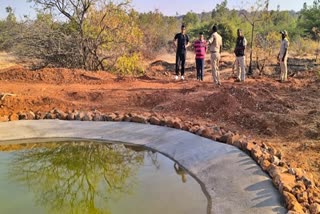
[0,141,207,214]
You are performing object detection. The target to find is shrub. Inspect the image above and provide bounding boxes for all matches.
[115,53,144,77]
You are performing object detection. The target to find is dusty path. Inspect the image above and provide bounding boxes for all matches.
[0,53,319,181]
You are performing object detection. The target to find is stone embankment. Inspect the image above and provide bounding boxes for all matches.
[1,109,319,214]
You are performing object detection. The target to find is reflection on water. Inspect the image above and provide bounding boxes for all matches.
[174,163,187,183]
[0,141,207,214]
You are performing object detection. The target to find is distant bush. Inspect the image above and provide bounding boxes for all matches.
[115,53,144,77]
[291,38,319,57]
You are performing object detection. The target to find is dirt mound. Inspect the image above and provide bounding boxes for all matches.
[0,67,115,84]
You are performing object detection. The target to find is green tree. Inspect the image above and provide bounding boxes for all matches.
[0,7,19,51]
[298,0,320,39]
[183,11,200,27]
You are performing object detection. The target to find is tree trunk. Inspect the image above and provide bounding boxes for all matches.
[248,23,255,75]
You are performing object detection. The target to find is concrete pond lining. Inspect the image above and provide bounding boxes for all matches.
[0,120,287,214]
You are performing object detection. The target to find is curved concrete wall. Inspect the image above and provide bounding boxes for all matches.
[0,120,286,214]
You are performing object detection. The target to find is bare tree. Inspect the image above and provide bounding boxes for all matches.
[240,0,270,75]
[24,0,140,71]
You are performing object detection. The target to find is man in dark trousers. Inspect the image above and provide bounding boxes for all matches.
[174,24,190,80]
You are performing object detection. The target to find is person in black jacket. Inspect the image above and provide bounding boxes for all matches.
[174,25,190,80]
[234,29,247,82]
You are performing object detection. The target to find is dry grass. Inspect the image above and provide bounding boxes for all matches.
[0,52,18,70]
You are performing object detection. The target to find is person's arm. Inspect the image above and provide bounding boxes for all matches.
[208,33,214,44]
[243,37,247,51]
[173,34,178,49]
[185,35,190,48]
[282,40,289,62]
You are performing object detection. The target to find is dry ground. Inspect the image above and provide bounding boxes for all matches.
[0,52,319,181]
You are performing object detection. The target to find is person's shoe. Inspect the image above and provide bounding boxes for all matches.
[175,75,179,80]
[217,82,222,86]
[181,76,185,80]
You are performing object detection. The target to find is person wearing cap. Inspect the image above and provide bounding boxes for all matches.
[193,32,207,81]
[174,24,190,81]
[234,29,247,82]
[208,25,223,85]
[278,30,289,82]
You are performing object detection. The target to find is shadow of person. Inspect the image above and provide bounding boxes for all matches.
[174,163,187,183]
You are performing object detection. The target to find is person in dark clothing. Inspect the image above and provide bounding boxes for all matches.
[234,29,247,82]
[174,25,190,80]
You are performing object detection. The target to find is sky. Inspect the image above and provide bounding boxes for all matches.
[0,0,315,20]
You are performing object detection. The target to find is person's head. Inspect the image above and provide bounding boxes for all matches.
[212,25,218,33]
[199,32,204,40]
[280,30,288,39]
[237,29,243,37]
[181,24,186,34]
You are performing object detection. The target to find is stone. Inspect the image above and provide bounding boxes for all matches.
[286,211,302,214]
[196,126,206,136]
[56,110,67,120]
[218,132,233,143]
[164,117,175,128]
[307,188,320,204]
[227,134,241,145]
[260,159,271,171]
[251,145,264,162]
[190,125,200,134]
[310,203,320,214]
[273,172,296,193]
[131,115,148,124]
[75,112,85,121]
[271,155,281,166]
[67,113,76,120]
[122,114,131,122]
[268,164,287,178]
[149,116,161,125]
[245,141,257,152]
[45,112,56,120]
[35,111,46,120]
[82,112,93,121]
[18,112,27,120]
[297,191,308,203]
[201,128,213,139]
[93,113,103,121]
[27,111,35,120]
[302,175,315,188]
[0,115,9,122]
[295,168,306,179]
[105,113,117,121]
[283,191,305,213]
[173,120,183,129]
[9,113,19,121]
[292,181,307,196]
[268,146,282,159]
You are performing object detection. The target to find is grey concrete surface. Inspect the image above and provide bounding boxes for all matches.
[0,120,286,214]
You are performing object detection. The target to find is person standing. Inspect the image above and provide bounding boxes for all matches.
[208,25,222,85]
[193,32,207,81]
[174,25,189,80]
[278,30,289,82]
[234,29,247,82]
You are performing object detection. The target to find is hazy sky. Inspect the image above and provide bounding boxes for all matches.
[0,0,315,19]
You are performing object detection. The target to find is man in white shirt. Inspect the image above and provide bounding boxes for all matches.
[278,30,289,82]
[208,25,223,85]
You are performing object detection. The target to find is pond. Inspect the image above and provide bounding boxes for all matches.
[0,140,208,214]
